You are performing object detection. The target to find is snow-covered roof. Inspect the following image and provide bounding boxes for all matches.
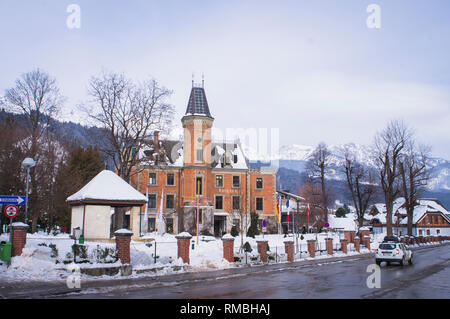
[328,215,357,231]
[67,170,148,204]
[398,199,450,225]
[277,190,305,201]
[367,198,450,226]
[371,198,405,215]
[139,138,250,170]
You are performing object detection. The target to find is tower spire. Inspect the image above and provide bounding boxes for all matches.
[184,79,213,118]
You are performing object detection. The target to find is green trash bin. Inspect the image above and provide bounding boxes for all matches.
[78,235,84,244]
[0,241,12,262]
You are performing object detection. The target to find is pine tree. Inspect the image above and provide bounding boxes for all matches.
[246,213,260,238]
[54,146,104,229]
[230,224,239,237]
[335,207,347,218]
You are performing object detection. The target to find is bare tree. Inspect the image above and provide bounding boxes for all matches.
[399,141,432,236]
[0,118,26,232]
[298,182,324,232]
[3,69,63,156]
[2,69,64,232]
[343,149,376,229]
[306,142,331,223]
[83,72,174,182]
[374,120,413,236]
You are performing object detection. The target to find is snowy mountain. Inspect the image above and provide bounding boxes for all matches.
[244,142,450,195]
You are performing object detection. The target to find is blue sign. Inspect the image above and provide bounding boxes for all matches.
[262,219,267,227]
[324,222,330,228]
[0,196,26,205]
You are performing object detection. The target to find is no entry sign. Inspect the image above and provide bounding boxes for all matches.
[4,205,18,218]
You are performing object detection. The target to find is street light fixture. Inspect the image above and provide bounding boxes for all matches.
[21,157,36,224]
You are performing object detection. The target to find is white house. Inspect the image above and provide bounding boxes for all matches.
[276,190,306,233]
[366,198,450,236]
[67,170,148,241]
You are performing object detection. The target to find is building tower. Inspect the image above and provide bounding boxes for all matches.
[181,81,215,235]
[181,82,214,166]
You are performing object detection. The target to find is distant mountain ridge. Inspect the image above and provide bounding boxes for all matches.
[245,143,450,209]
[1,110,448,208]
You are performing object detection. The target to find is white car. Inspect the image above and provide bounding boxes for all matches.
[375,242,413,266]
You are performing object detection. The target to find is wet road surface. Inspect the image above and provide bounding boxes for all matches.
[2,243,449,299]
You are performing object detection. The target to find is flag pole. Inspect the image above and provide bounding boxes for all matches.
[278,195,282,235]
[196,180,200,245]
[307,203,310,234]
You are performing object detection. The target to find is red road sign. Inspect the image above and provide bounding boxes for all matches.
[4,205,18,218]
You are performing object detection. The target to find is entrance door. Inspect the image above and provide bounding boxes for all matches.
[110,207,130,237]
[214,216,226,237]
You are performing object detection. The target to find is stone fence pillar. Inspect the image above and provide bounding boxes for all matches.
[257,240,268,263]
[340,239,348,254]
[307,240,316,258]
[114,229,133,264]
[325,238,333,255]
[359,228,369,240]
[354,237,360,253]
[11,222,29,257]
[344,231,355,244]
[176,232,192,264]
[222,234,235,263]
[284,240,294,262]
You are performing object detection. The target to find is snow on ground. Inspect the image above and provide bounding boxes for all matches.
[0,230,443,283]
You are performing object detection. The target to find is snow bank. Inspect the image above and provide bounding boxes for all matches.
[3,229,436,283]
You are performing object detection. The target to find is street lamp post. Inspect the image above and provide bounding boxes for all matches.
[21,158,36,224]
[296,199,300,253]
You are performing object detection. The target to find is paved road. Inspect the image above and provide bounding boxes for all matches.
[1,243,449,299]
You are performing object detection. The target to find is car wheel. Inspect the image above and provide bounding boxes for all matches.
[376,259,381,266]
[408,256,413,265]
[400,257,405,266]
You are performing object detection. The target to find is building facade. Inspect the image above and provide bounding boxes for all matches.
[130,83,278,237]
[366,198,450,236]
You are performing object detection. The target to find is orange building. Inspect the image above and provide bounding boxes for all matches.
[130,83,277,236]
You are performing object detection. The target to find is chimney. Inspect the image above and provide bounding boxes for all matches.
[153,131,160,162]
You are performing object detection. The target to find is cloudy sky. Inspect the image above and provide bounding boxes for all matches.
[1,0,449,158]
